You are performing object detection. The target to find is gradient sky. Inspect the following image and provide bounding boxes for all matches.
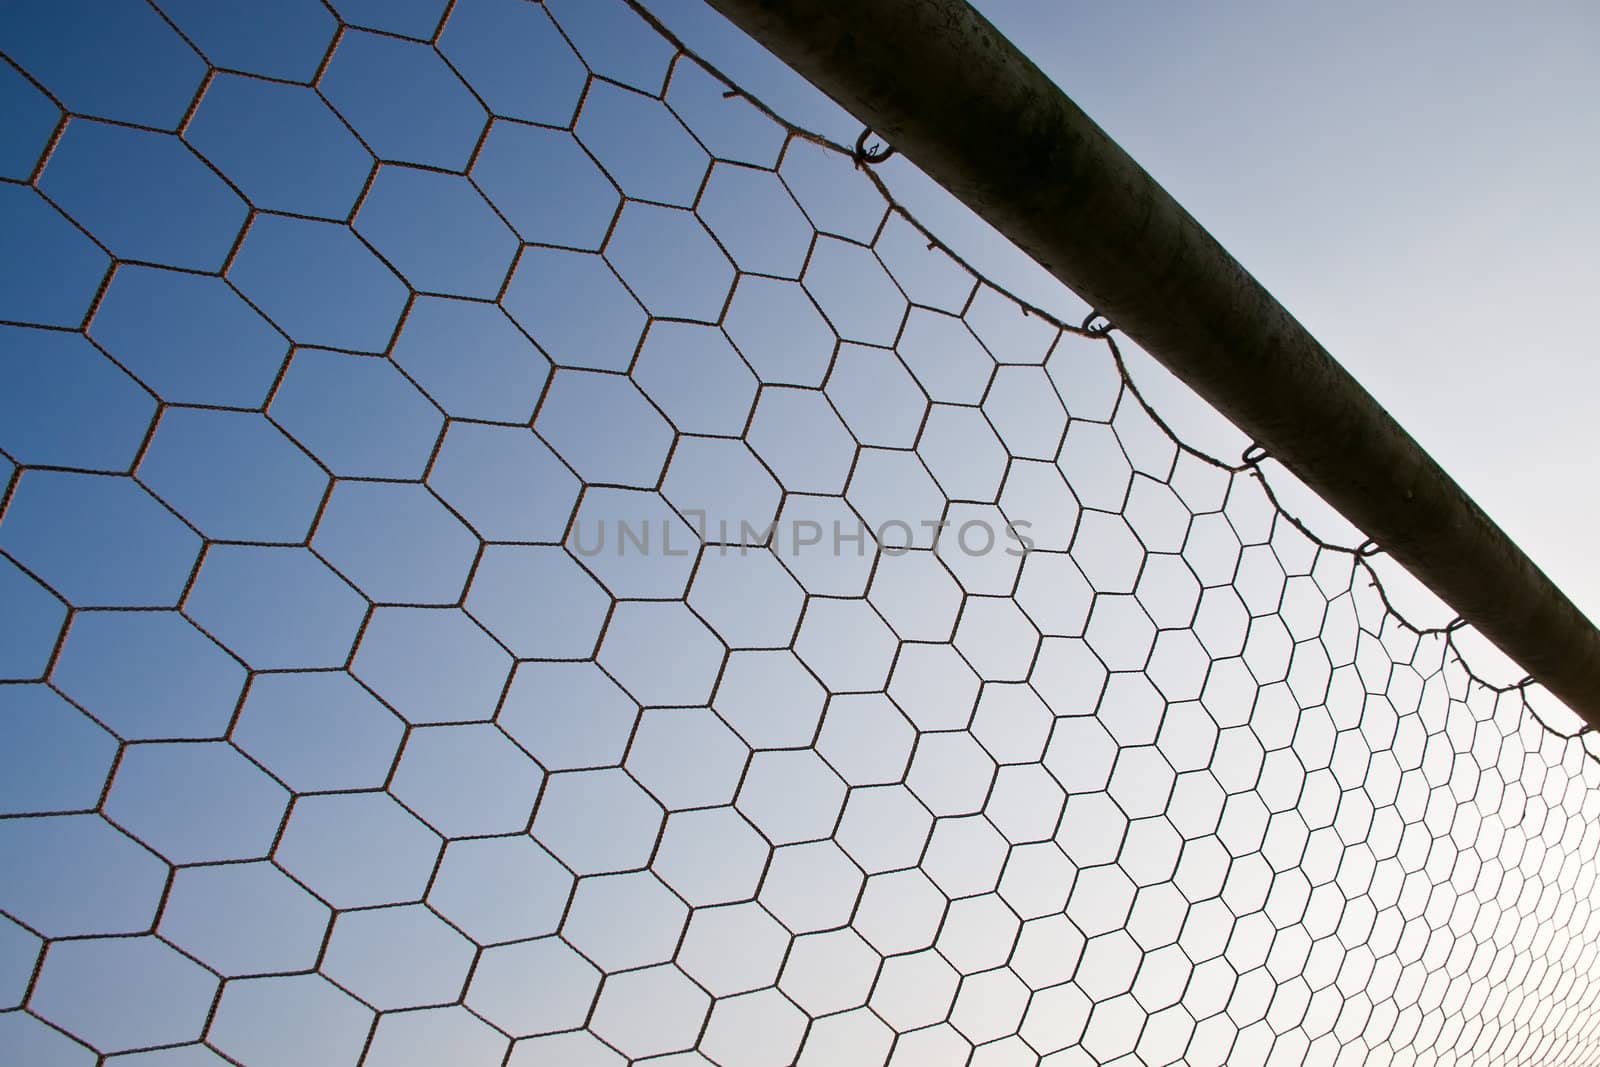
[4,2,1600,1065]
[651,0,1600,674]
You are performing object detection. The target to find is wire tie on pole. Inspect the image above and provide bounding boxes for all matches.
[1081,310,1114,335]
[853,128,896,167]
[1241,443,1269,468]
[1357,539,1382,558]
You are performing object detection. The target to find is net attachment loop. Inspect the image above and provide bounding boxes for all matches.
[1081,310,1115,335]
[853,128,896,166]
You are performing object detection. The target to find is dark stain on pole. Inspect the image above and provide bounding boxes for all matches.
[703,0,1600,726]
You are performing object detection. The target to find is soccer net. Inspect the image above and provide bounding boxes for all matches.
[1,1,1597,1065]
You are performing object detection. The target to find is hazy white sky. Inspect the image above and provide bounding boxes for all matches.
[651,0,1600,683]
[970,0,1600,605]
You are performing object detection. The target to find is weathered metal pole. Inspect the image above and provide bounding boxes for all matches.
[703,0,1600,725]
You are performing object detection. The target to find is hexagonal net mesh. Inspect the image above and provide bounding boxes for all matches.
[1,2,1597,1066]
